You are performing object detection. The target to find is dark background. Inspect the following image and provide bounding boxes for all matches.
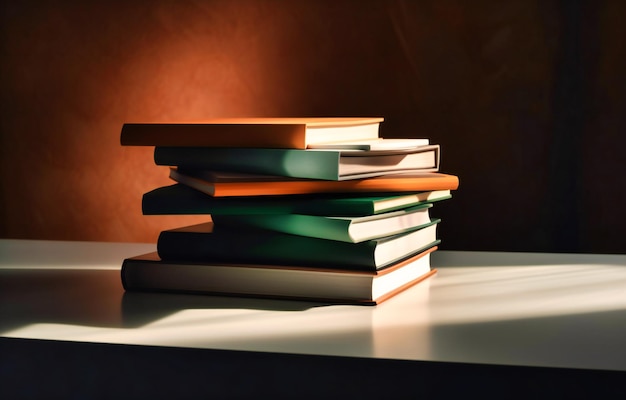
[1,0,625,253]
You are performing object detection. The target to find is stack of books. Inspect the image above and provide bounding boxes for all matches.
[120,117,459,305]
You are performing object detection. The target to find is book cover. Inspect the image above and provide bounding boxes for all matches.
[121,117,383,149]
[154,144,440,181]
[142,183,452,216]
[121,246,438,305]
[210,204,433,243]
[156,221,440,270]
[169,168,460,197]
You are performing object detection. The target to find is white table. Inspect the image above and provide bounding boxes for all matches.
[1,239,625,397]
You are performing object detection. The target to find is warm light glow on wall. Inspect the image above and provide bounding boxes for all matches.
[0,1,308,243]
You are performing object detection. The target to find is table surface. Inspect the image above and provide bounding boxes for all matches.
[1,238,626,372]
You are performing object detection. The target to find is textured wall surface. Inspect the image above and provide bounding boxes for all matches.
[1,0,625,252]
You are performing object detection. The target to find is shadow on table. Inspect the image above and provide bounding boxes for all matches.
[0,268,324,333]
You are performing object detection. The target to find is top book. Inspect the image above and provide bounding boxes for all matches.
[120,117,384,149]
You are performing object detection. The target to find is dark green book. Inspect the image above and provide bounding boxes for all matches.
[156,221,441,271]
[210,204,433,243]
[153,145,440,180]
[142,183,452,216]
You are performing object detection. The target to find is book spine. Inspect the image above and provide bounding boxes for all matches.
[141,185,209,215]
[154,147,342,180]
[141,184,298,215]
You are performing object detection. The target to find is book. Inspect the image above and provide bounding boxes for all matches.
[153,144,440,181]
[142,183,452,216]
[156,221,440,270]
[120,117,383,149]
[210,204,433,243]
[121,246,438,305]
[307,138,429,150]
[169,168,460,197]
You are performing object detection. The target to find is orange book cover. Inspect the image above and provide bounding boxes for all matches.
[170,168,460,197]
[120,117,383,149]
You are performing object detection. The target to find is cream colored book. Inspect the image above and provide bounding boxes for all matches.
[306,138,429,150]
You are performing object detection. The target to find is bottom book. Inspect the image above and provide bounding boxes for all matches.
[121,246,438,305]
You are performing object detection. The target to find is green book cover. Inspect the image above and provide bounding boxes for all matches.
[210,204,433,243]
[142,184,452,216]
[153,145,439,181]
[156,221,441,271]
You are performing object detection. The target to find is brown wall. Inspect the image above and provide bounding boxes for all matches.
[1,0,625,252]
